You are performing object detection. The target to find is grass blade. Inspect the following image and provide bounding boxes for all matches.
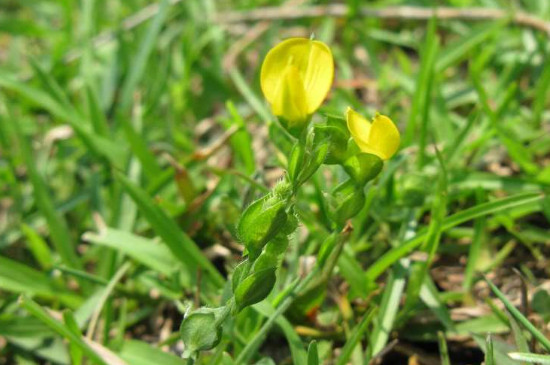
[508,352,550,364]
[486,334,495,365]
[0,256,80,308]
[484,276,550,352]
[115,172,224,288]
[19,296,112,365]
[119,0,170,109]
[365,192,544,283]
[119,340,187,365]
[307,340,319,365]
[335,308,376,365]
[12,119,81,269]
[83,228,180,276]
[438,331,451,365]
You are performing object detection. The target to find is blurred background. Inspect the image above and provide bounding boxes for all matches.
[1,0,550,364]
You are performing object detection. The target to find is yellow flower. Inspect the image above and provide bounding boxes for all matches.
[261,38,334,131]
[346,107,400,160]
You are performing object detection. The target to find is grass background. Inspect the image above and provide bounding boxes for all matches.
[1,0,550,364]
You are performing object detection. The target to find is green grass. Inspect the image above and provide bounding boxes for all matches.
[1,0,550,364]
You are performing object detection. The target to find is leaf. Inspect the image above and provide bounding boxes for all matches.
[225,100,256,174]
[237,194,288,259]
[119,0,170,109]
[329,183,365,226]
[231,259,252,294]
[0,72,126,168]
[365,192,544,283]
[369,262,406,357]
[12,120,81,269]
[234,267,276,312]
[438,332,451,365]
[83,228,180,276]
[115,172,224,288]
[307,341,319,365]
[335,309,376,365]
[403,15,439,150]
[435,21,504,72]
[118,340,187,365]
[19,296,114,365]
[20,223,54,270]
[403,148,447,313]
[343,153,383,186]
[508,353,550,364]
[254,301,308,365]
[473,334,520,365]
[484,276,550,351]
[0,256,80,308]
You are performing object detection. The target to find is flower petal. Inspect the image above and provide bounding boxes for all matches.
[346,107,371,148]
[271,65,309,125]
[261,38,333,114]
[346,108,400,160]
[366,114,400,160]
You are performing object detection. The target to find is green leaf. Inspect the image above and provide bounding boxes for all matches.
[12,120,81,269]
[19,296,114,365]
[329,182,365,226]
[403,148,447,314]
[365,192,544,283]
[84,84,110,137]
[119,0,170,109]
[83,228,180,276]
[288,142,306,184]
[486,334,495,365]
[508,313,530,355]
[254,301,308,365]
[231,259,252,294]
[63,310,84,365]
[343,153,383,186]
[533,55,550,127]
[403,15,439,153]
[0,256,80,308]
[484,276,550,352]
[238,194,288,259]
[0,72,126,168]
[335,309,376,365]
[435,21,504,72]
[369,262,407,356]
[118,340,187,365]
[508,352,550,364]
[225,100,256,174]
[120,114,163,182]
[313,118,349,165]
[532,289,550,319]
[20,223,54,270]
[307,341,319,365]
[438,332,451,365]
[234,267,276,312]
[115,172,224,288]
[400,172,428,207]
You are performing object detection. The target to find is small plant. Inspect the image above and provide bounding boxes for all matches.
[179,37,400,360]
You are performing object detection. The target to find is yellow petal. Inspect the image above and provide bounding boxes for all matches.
[346,107,371,147]
[346,108,400,160]
[261,38,334,114]
[367,114,400,160]
[271,65,309,125]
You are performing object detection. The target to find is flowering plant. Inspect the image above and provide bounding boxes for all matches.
[180,37,400,361]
